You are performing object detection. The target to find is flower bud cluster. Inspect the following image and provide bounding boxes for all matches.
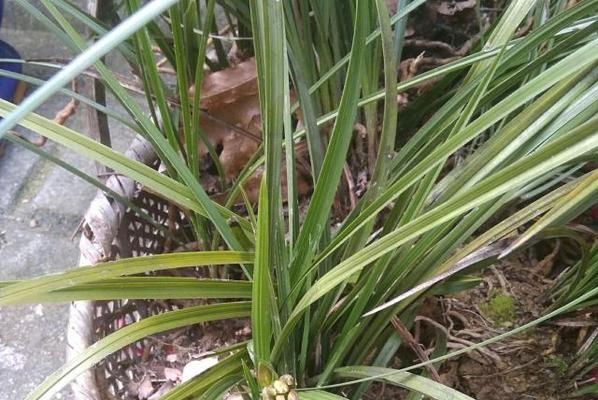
[261,374,298,400]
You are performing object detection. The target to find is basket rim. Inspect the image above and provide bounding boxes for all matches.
[67,135,157,400]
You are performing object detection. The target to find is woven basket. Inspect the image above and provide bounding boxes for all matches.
[67,135,188,400]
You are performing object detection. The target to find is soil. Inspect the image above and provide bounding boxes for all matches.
[123,317,251,400]
[84,1,598,399]
[356,4,598,396]
[445,261,571,400]
[363,244,597,400]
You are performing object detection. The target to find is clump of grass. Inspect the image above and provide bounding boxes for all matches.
[481,291,516,326]
[547,355,569,377]
[0,0,597,399]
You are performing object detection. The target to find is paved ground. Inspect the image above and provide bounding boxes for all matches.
[0,2,136,398]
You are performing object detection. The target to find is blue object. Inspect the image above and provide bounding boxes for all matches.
[0,40,22,102]
[0,0,24,103]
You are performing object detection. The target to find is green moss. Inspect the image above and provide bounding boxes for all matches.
[547,355,569,376]
[480,291,516,326]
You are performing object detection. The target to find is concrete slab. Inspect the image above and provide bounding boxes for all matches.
[0,213,76,400]
[1,92,86,204]
[0,136,43,214]
[1,1,88,33]
[0,303,70,400]
[0,215,81,278]
[0,3,137,398]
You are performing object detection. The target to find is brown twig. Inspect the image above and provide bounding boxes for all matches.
[400,52,426,81]
[448,335,502,364]
[515,17,534,38]
[156,67,177,75]
[54,97,79,125]
[536,239,561,276]
[391,316,442,382]
[12,80,80,147]
[206,24,232,47]
[490,266,511,294]
[455,30,486,57]
[156,57,169,68]
[70,218,85,241]
[404,39,457,56]
[25,57,147,95]
[22,61,261,145]
[398,26,488,94]
[343,163,358,210]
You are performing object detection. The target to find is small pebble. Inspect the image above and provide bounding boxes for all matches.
[163,367,181,381]
[181,357,219,382]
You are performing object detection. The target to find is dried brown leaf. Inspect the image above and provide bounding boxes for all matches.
[190,57,258,110]
[137,375,155,400]
[187,58,312,203]
[436,0,476,16]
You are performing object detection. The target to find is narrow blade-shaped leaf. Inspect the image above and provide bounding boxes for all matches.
[26,302,250,400]
[0,251,253,305]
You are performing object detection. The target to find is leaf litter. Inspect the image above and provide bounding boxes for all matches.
[129,2,596,399]
[189,57,312,204]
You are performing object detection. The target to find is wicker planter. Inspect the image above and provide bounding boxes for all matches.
[67,136,183,400]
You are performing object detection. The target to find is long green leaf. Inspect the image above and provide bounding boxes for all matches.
[0,251,253,305]
[4,133,182,246]
[159,350,247,400]
[25,302,250,400]
[0,277,251,303]
[299,391,349,400]
[343,0,398,254]
[501,169,598,256]
[0,101,250,232]
[314,0,401,384]
[18,0,245,251]
[333,366,475,400]
[313,38,598,269]
[50,0,137,62]
[252,178,274,363]
[123,0,180,156]
[278,115,597,348]
[249,0,287,368]
[288,0,368,284]
[188,0,217,179]
[309,282,598,393]
[0,68,136,130]
[0,0,180,139]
